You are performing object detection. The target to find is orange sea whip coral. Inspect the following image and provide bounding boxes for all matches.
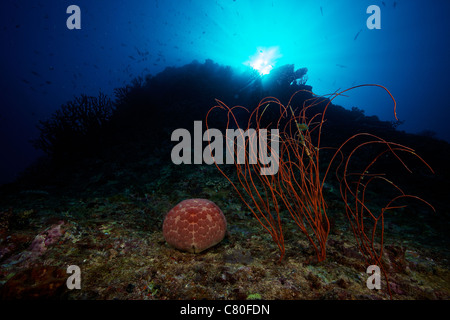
[205,85,434,297]
[206,90,331,262]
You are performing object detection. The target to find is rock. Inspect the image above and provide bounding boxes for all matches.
[0,265,67,299]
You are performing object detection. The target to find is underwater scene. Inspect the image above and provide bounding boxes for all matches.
[0,0,449,307]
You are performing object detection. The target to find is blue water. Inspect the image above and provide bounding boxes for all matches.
[1,0,449,184]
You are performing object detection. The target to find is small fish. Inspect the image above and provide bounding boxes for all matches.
[21,79,30,84]
[135,46,142,55]
[354,29,362,41]
[31,71,41,77]
[129,55,135,60]
[320,6,323,16]
[336,64,347,68]
[393,1,397,8]
[382,1,386,6]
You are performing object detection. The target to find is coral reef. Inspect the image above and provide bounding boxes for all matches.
[32,92,114,161]
[0,160,448,300]
[0,60,448,300]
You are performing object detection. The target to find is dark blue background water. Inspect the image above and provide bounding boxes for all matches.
[1,0,449,185]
